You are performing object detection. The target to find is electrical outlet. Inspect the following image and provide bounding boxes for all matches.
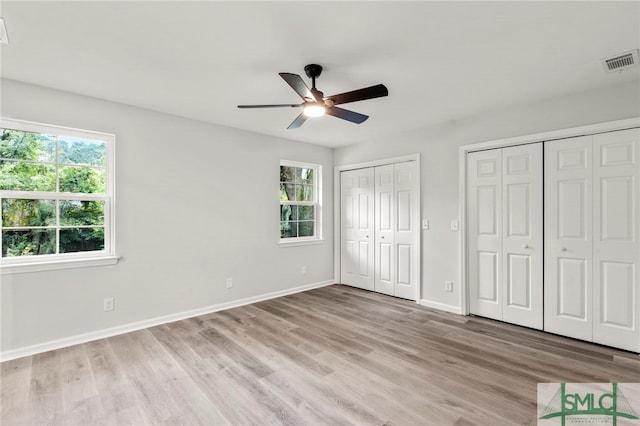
[103,297,114,312]
[445,281,453,292]
[422,219,429,230]
[301,266,307,275]
[226,277,233,289]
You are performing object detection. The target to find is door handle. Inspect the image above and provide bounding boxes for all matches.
[522,244,529,249]
[561,247,567,252]
[381,236,385,239]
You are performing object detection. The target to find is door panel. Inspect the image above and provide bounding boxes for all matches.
[557,258,587,319]
[545,136,594,341]
[501,143,543,329]
[375,165,395,296]
[393,162,419,300]
[593,128,639,352]
[341,168,374,291]
[468,150,503,320]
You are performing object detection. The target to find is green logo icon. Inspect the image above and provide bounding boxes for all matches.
[539,383,639,426]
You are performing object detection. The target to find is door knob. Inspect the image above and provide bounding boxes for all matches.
[522,244,529,249]
[561,247,567,252]
[381,236,385,239]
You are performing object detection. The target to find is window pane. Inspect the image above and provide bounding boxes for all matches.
[280,166,296,183]
[0,160,56,191]
[296,184,313,201]
[280,182,295,201]
[2,199,56,227]
[0,129,56,162]
[59,136,107,166]
[299,221,315,237]
[2,229,56,257]
[280,204,297,221]
[298,168,314,185]
[60,227,104,253]
[280,221,297,238]
[60,200,105,226]
[298,205,314,220]
[59,165,106,193]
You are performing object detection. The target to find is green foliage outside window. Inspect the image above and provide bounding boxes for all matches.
[0,128,107,258]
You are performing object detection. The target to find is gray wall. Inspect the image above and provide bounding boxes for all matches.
[334,79,640,311]
[1,79,335,354]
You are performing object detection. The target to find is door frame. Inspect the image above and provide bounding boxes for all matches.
[458,117,640,315]
[334,153,421,302]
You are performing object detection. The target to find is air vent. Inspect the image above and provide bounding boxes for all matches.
[601,49,639,73]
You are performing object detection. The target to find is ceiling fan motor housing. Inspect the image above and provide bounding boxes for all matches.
[304,64,323,79]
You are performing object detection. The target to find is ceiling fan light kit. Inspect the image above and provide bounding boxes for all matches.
[238,63,388,129]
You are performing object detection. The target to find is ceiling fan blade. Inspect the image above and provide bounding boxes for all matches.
[287,113,308,129]
[326,106,369,124]
[326,84,388,106]
[279,73,316,101]
[238,104,302,109]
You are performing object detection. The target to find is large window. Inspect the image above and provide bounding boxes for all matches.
[0,118,116,272]
[280,160,321,242]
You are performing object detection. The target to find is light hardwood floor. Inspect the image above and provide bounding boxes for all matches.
[1,284,638,425]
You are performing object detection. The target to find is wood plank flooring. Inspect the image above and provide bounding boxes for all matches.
[1,284,638,425]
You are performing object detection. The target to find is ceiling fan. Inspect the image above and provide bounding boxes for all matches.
[237,64,388,129]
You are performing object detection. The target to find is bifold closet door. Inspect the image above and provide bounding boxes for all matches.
[374,162,419,300]
[544,136,593,341]
[593,129,639,351]
[341,162,419,300]
[468,143,543,329]
[545,128,639,352]
[340,168,375,291]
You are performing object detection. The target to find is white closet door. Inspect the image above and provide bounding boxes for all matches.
[341,168,375,291]
[592,128,640,352]
[501,143,543,329]
[375,165,395,296]
[393,161,419,300]
[544,136,594,340]
[468,149,503,321]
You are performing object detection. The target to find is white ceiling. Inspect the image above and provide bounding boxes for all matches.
[1,1,639,148]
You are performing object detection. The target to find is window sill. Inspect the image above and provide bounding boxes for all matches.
[0,255,121,275]
[278,239,323,248]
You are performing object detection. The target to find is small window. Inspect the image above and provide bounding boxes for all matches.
[0,119,116,271]
[280,161,321,242]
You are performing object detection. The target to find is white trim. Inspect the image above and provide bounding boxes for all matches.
[278,239,324,248]
[459,117,640,316]
[0,255,120,275]
[419,299,463,315]
[334,153,421,302]
[0,279,335,362]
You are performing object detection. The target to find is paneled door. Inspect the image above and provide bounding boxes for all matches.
[374,165,395,296]
[544,136,593,341]
[468,149,503,321]
[341,161,419,300]
[545,128,639,352]
[340,168,375,291]
[392,161,420,300]
[592,129,639,352]
[468,143,543,329]
[501,144,543,329]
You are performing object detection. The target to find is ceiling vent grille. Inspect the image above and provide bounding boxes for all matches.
[601,49,639,73]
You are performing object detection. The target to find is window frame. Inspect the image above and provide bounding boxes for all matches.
[0,118,118,274]
[279,160,322,246]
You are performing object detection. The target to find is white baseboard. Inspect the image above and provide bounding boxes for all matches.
[0,279,335,363]
[419,299,463,315]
